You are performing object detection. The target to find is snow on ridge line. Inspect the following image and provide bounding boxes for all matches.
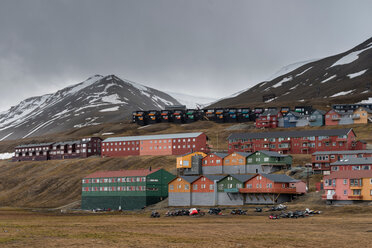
[347,69,368,79]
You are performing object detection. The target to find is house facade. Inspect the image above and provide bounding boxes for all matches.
[223,152,252,174]
[13,137,102,162]
[202,152,228,174]
[176,152,206,175]
[325,109,354,126]
[323,170,372,204]
[217,174,254,205]
[255,109,282,129]
[330,157,372,172]
[353,107,372,124]
[239,174,300,204]
[246,151,292,173]
[168,176,200,206]
[101,132,208,157]
[312,150,372,174]
[309,110,326,127]
[227,128,365,154]
[82,168,175,210]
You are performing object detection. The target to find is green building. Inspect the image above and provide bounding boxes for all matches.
[217,174,254,205]
[246,151,292,173]
[81,168,175,210]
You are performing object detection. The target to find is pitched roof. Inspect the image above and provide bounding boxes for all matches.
[103,132,204,142]
[261,109,280,116]
[227,128,353,140]
[84,168,161,178]
[285,111,301,118]
[356,107,372,114]
[213,152,229,159]
[180,175,201,183]
[324,170,372,179]
[235,152,252,157]
[260,174,297,183]
[230,174,255,183]
[54,140,81,146]
[330,157,372,166]
[15,142,54,148]
[313,150,372,155]
[257,150,290,158]
[203,175,226,182]
[311,109,327,115]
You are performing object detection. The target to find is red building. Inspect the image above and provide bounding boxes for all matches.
[325,109,354,126]
[330,157,372,172]
[312,150,372,174]
[102,132,209,157]
[13,137,102,162]
[255,109,282,129]
[202,152,228,167]
[227,128,366,155]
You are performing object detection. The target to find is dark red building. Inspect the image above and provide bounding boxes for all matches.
[102,132,209,157]
[13,137,102,162]
[227,128,366,155]
[312,150,372,174]
[255,109,282,129]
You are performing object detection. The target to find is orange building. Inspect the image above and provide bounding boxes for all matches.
[353,107,372,124]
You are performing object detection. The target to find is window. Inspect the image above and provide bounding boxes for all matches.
[218,184,224,190]
[353,189,361,195]
[343,179,347,185]
[193,184,198,190]
[246,184,252,188]
[185,184,189,190]
[177,184,181,189]
[209,184,214,190]
[344,190,347,195]
[264,157,269,162]
[236,183,242,189]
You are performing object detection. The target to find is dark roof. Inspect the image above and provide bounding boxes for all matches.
[204,175,225,182]
[235,152,252,157]
[311,109,327,115]
[227,128,353,140]
[213,152,229,159]
[230,174,255,182]
[261,109,280,116]
[358,107,372,114]
[84,169,161,178]
[260,174,297,183]
[15,142,54,148]
[180,176,201,183]
[330,157,372,166]
[54,140,80,146]
[313,150,372,155]
[257,150,290,158]
[324,170,372,179]
[285,111,301,118]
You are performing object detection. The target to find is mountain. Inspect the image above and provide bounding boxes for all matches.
[165,91,217,109]
[0,75,180,140]
[210,37,372,108]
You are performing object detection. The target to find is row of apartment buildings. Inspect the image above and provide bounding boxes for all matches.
[13,137,102,162]
[228,128,366,154]
[255,107,372,129]
[176,151,292,175]
[168,173,306,206]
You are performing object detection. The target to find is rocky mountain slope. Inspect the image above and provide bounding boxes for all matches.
[0,75,180,140]
[211,37,372,108]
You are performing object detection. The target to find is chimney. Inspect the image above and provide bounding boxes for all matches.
[149,166,152,171]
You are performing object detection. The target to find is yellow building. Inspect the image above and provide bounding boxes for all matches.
[353,107,372,124]
[176,152,207,169]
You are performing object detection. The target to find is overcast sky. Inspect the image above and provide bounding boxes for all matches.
[0,0,371,111]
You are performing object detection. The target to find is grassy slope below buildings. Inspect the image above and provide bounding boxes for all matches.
[0,121,371,208]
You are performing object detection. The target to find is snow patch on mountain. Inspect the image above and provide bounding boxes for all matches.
[330,90,355,97]
[330,46,371,67]
[321,75,337,83]
[347,69,368,79]
[100,106,120,112]
[272,76,293,88]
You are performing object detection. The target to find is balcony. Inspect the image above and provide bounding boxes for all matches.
[348,195,363,200]
[224,188,239,193]
[321,194,337,200]
[239,188,297,194]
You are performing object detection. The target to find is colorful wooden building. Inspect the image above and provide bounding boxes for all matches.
[325,109,354,126]
[353,107,372,124]
[191,175,225,205]
[82,168,175,210]
[239,174,301,204]
[311,150,372,174]
[202,152,229,174]
[102,132,209,157]
[246,151,292,173]
[228,128,366,154]
[176,152,207,175]
[330,157,372,172]
[223,152,252,174]
[168,176,200,206]
[309,110,326,127]
[255,109,282,129]
[278,111,300,128]
[217,174,254,205]
[323,170,372,204]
